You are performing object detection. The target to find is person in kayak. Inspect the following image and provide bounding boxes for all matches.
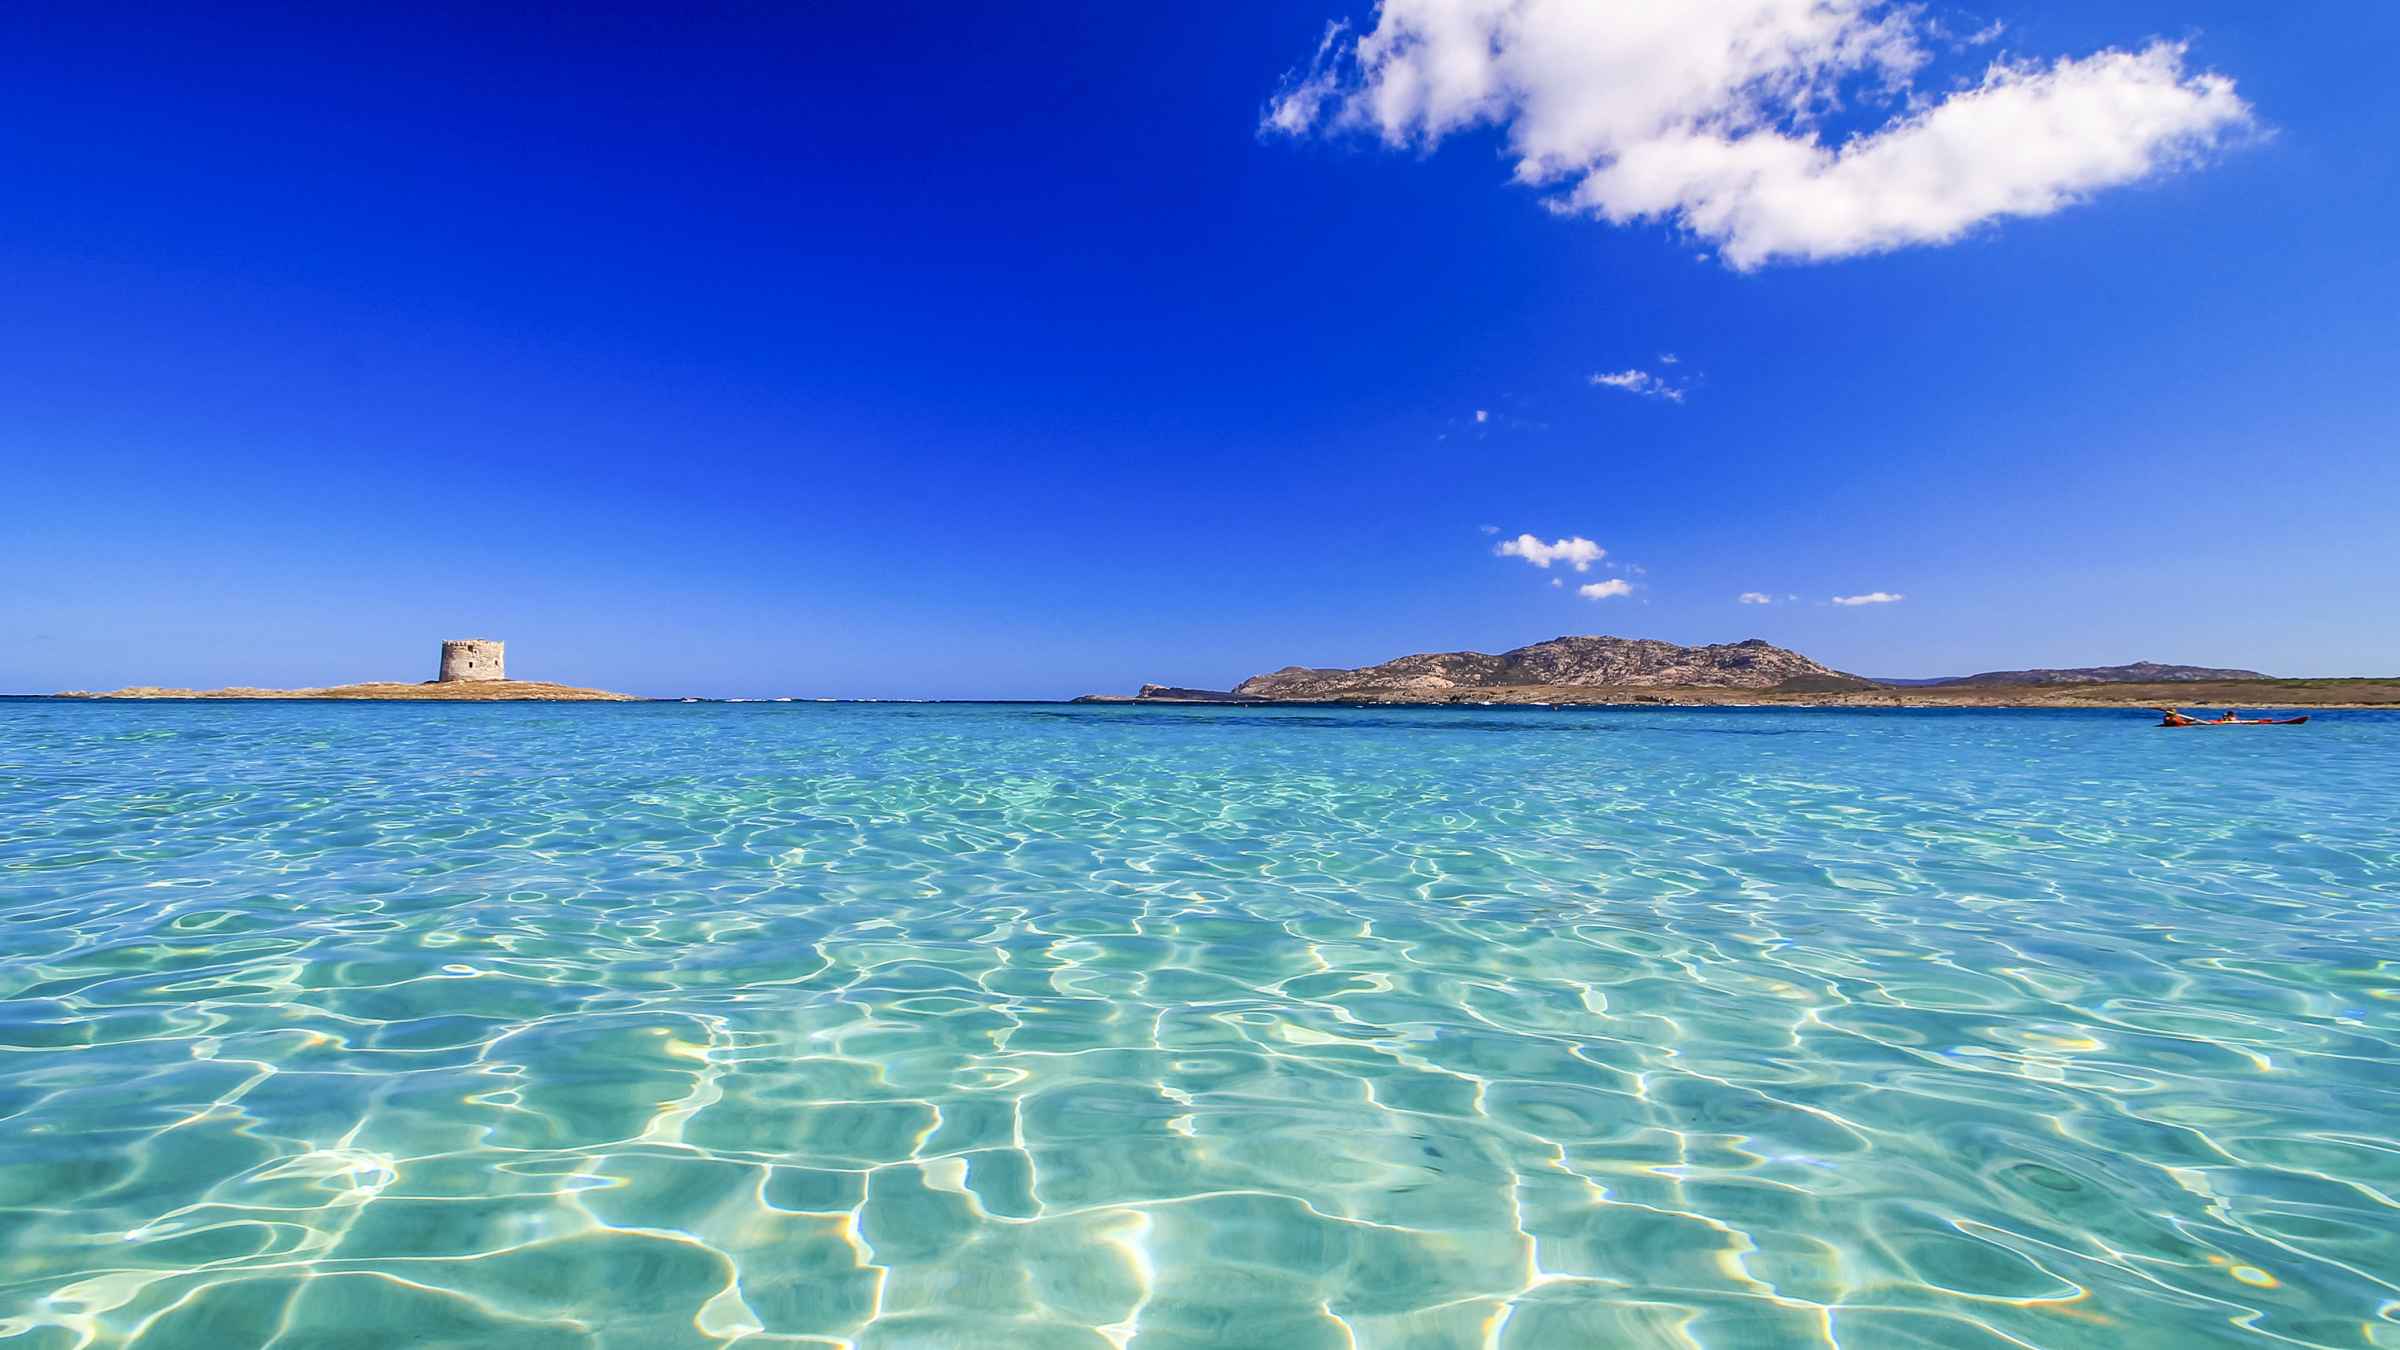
[2155,707,2308,727]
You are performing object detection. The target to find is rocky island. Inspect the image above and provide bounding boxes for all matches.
[1232,636,1868,699]
[1081,636,2400,709]
[59,638,641,701]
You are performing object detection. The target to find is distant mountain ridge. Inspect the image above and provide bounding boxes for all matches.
[1930,661,2271,687]
[1231,635,1866,700]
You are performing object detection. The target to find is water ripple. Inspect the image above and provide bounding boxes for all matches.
[0,702,2395,1348]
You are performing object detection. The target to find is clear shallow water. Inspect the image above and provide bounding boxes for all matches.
[1,701,2395,1350]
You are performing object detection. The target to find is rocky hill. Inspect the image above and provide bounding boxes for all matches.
[1935,661,2269,686]
[1230,636,1867,700]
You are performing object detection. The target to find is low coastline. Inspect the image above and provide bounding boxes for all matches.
[38,680,2398,710]
[57,680,639,702]
[1077,678,2400,710]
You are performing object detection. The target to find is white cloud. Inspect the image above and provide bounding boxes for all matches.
[1957,21,2008,49]
[1474,408,1489,423]
[1262,20,1354,135]
[1831,591,1905,605]
[1579,579,1633,600]
[1265,4,2250,269]
[1590,369,1685,402]
[1658,352,1679,365]
[1496,533,1604,571]
[1478,523,1500,534]
[1550,577,1562,588]
[1738,591,1773,604]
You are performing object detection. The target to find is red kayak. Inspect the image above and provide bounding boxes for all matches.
[2158,715,2309,727]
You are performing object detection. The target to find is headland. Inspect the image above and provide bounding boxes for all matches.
[1079,636,2400,709]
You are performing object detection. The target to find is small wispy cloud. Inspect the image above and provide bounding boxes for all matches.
[1658,353,1680,365]
[1831,591,1905,606]
[1738,592,1773,605]
[1579,579,1633,600]
[1496,534,1604,571]
[1474,409,1489,423]
[1590,369,1685,403]
[1478,523,1500,535]
[1259,20,1351,136]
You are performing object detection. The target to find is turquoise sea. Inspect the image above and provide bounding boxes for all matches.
[1,701,2395,1349]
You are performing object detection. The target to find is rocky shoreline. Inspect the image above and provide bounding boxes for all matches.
[1080,635,2398,709]
[52,679,2395,709]
[1076,680,2399,709]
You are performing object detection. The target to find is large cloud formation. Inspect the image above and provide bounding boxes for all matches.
[1266,2,2251,268]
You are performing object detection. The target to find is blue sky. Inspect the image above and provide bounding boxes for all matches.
[4,3,2395,698]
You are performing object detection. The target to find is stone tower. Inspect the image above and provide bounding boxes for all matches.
[437,639,506,683]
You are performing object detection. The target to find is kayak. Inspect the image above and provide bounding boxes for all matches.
[2158,716,2309,727]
